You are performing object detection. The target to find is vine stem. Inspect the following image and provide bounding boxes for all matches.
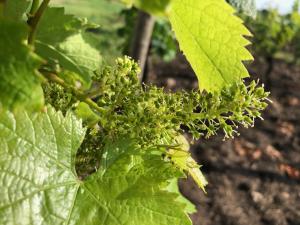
[41,71,106,114]
[29,0,40,16]
[28,0,50,45]
[129,10,155,82]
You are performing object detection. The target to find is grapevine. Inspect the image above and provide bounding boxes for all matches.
[0,0,269,224]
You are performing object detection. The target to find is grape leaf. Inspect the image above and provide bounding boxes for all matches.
[227,0,257,18]
[58,34,101,85]
[75,102,100,126]
[122,0,171,17]
[167,135,208,192]
[3,0,30,21]
[35,7,84,45]
[169,0,253,92]
[165,179,196,214]
[0,20,44,111]
[35,41,86,80]
[35,7,101,88]
[0,107,192,225]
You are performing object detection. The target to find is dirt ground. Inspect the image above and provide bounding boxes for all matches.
[147,55,300,225]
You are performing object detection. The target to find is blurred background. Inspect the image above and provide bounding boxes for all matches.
[51,0,300,224]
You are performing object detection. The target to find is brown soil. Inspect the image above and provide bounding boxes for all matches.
[147,55,300,225]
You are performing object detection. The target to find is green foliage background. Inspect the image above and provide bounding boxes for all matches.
[51,0,126,62]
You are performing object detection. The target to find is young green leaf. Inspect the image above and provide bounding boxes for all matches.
[167,135,208,192]
[58,33,102,86]
[75,102,101,126]
[35,40,88,84]
[35,7,101,89]
[165,179,196,214]
[35,7,84,45]
[0,107,192,225]
[0,20,44,111]
[168,0,253,92]
[3,0,30,21]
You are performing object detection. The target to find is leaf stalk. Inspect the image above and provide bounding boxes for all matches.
[29,0,40,16]
[28,0,50,45]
